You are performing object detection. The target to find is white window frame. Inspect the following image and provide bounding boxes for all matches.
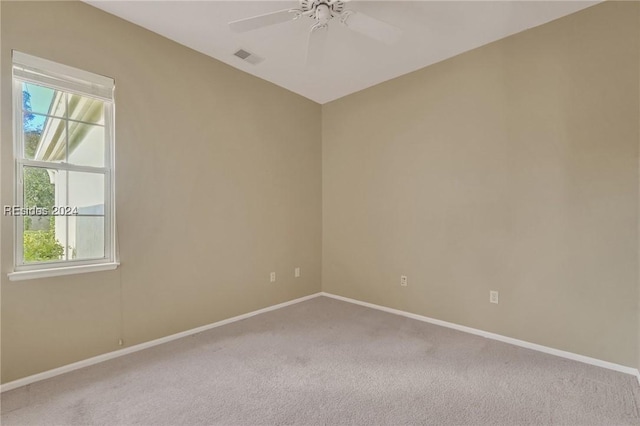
[8,51,118,281]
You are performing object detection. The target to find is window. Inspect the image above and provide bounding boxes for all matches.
[8,51,117,280]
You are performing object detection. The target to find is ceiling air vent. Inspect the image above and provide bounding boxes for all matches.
[233,49,264,65]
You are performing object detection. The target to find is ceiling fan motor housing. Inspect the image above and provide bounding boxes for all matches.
[300,0,345,20]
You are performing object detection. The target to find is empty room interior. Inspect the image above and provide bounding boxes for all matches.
[1,0,639,424]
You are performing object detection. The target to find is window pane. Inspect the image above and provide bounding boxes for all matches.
[22,82,65,117]
[68,172,104,214]
[23,115,67,161]
[68,216,105,260]
[68,93,105,125]
[22,167,68,264]
[67,122,105,167]
[67,172,105,260]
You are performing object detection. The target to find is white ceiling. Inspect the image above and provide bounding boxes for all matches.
[87,1,600,104]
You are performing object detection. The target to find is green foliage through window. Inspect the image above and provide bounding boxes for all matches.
[24,229,64,262]
[24,167,55,212]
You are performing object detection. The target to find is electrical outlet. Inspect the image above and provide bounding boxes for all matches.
[270,272,276,283]
[401,275,408,286]
[294,267,300,278]
[490,290,499,304]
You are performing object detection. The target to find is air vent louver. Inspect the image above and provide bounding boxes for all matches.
[234,49,251,60]
[233,49,264,65]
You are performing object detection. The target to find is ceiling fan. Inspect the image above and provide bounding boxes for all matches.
[229,0,402,66]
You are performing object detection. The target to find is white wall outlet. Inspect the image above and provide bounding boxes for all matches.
[490,290,499,304]
[294,267,300,278]
[270,272,276,283]
[401,275,408,286]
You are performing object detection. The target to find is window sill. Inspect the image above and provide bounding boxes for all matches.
[7,262,120,281]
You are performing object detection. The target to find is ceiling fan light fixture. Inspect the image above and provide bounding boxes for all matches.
[315,4,332,22]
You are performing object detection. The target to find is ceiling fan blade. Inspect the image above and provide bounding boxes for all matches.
[229,9,296,33]
[341,11,402,45]
[306,25,329,68]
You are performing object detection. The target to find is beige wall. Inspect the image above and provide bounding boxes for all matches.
[1,1,322,383]
[322,1,639,367]
[1,0,639,384]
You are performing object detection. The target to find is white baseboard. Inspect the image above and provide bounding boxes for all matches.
[321,292,639,378]
[0,292,323,393]
[3,291,637,393]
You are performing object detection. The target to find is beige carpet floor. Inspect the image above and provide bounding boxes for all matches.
[1,296,639,425]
